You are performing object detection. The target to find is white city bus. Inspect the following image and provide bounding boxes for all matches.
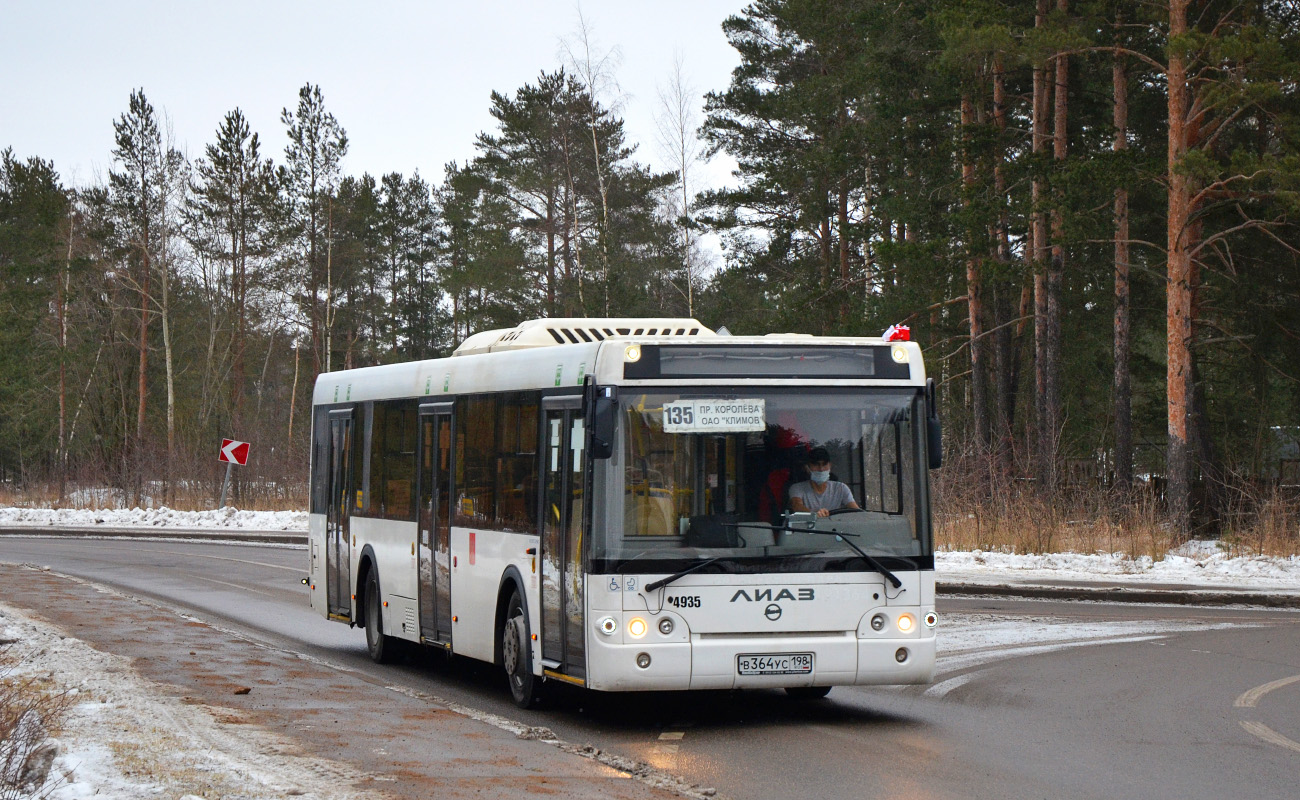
[307,318,942,707]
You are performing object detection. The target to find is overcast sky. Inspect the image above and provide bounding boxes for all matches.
[2,1,746,190]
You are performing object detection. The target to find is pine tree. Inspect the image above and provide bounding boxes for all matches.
[187,108,283,437]
[108,89,184,493]
[281,83,348,374]
[0,150,72,481]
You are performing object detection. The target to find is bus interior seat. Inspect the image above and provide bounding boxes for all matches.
[758,463,813,522]
[625,490,674,537]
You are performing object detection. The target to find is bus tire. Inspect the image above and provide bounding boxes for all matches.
[501,588,541,708]
[785,686,832,699]
[364,568,397,664]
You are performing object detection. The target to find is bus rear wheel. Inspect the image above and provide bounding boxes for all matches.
[364,569,397,664]
[501,589,542,708]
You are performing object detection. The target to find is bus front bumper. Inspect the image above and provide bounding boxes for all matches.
[584,633,936,692]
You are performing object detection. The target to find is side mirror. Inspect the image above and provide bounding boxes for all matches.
[927,417,943,470]
[926,377,942,470]
[591,395,616,459]
[586,380,617,460]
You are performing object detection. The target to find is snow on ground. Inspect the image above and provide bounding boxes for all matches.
[936,544,1300,592]
[0,506,306,531]
[932,612,1250,679]
[0,601,379,800]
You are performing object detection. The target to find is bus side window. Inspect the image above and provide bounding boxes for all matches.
[367,400,417,521]
[456,396,497,526]
[495,392,540,532]
[310,406,330,514]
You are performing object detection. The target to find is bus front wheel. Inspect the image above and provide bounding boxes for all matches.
[501,589,542,708]
[364,569,397,664]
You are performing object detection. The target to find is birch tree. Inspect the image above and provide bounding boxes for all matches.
[654,52,708,317]
[108,89,176,494]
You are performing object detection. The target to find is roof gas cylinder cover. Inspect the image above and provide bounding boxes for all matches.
[451,317,714,356]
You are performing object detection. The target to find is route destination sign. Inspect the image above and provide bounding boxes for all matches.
[662,399,766,433]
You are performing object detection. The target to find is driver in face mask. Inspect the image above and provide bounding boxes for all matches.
[788,447,860,518]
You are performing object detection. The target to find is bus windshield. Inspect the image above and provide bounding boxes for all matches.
[596,388,931,574]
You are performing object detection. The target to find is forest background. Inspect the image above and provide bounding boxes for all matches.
[2,0,1299,556]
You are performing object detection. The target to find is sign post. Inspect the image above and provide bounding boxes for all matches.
[217,439,251,509]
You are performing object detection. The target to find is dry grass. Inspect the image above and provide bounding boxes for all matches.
[1216,485,1300,559]
[0,484,305,513]
[0,644,70,800]
[934,452,1300,559]
[105,731,245,800]
[935,493,1182,560]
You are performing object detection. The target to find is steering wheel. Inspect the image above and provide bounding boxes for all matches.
[828,507,865,517]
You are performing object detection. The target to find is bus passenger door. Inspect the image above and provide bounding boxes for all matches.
[541,403,587,679]
[326,410,354,619]
[418,405,454,644]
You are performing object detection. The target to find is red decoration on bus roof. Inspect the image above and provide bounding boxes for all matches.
[883,324,910,342]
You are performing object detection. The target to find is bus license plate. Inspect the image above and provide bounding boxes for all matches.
[737,653,813,675]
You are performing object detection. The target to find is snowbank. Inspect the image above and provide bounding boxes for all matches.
[937,545,1300,592]
[0,506,306,531]
[0,601,376,800]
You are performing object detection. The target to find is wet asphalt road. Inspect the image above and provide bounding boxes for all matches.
[2,535,1298,800]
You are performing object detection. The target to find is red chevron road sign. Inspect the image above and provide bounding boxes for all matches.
[218,439,250,466]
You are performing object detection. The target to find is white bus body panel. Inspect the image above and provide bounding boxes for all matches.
[312,335,927,411]
[585,571,936,691]
[312,343,601,407]
[351,517,420,641]
[448,526,542,668]
[307,512,326,613]
[592,336,928,387]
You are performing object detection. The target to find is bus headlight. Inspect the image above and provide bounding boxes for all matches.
[598,617,618,636]
[625,344,642,362]
[870,613,887,632]
[924,612,938,628]
[658,617,674,635]
[896,613,915,633]
[891,345,909,364]
[636,652,652,669]
[628,617,648,638]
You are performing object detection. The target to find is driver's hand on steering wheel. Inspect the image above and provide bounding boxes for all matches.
[815,508,831,518]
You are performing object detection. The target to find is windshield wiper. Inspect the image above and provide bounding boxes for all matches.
[641,549,830,593]
[766,524,903,589]
[644,556,729,593]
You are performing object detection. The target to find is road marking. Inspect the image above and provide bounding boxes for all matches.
[1235,674,1300,754]
[1234,674,1300,708]
[191,573,278,598]
[1239,721,1300,755]
[136,548,303,573]
[658,731,685,741]
[938,634,1166,673]
[924,668,992,698]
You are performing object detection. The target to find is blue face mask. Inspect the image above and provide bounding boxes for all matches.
[810,469,831,483]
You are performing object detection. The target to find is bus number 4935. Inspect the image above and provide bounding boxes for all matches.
[668,595,701,608]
